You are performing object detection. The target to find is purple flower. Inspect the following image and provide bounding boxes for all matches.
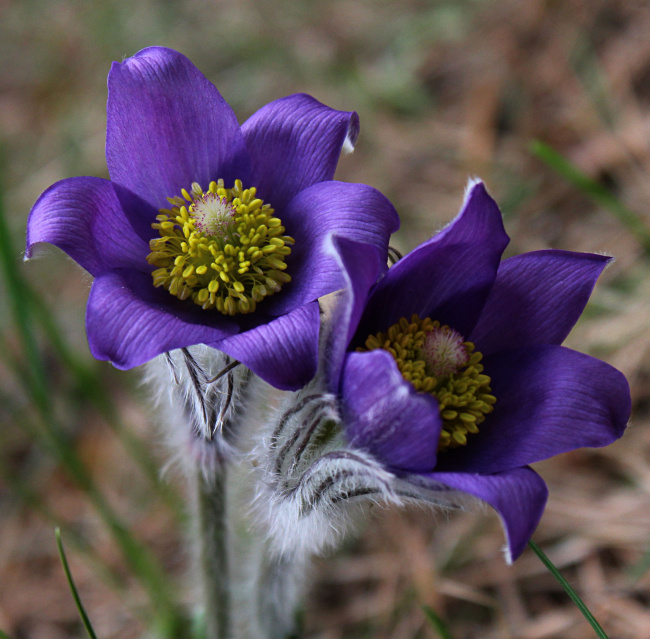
[327,181,630,561]
[26,47,399,390]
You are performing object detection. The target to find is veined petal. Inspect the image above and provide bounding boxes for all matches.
[263,181,399,316]
[322,236,387,393]
[438,345,630,475]
[86,270,238,369]
[242,94,359,211]
[470,250,611,355]
[106,47,251,214]
[26,177,149,276]
[355,182,508,342]
[342,350,442,473]
[216,302,320,391]
[417,467,548,562]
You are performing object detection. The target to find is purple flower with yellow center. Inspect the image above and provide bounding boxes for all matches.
[25,47,399,390]
[328,180,630,561]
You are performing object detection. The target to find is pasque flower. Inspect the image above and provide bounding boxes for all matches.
[26,47,398,390]
[326,180,630,560]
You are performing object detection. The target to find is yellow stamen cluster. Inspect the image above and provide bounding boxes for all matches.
[147,179,294,315]
[359,314,496,452]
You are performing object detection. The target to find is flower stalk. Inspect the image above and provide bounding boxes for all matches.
[195,468,231,639]
[150,348,311,639]
[146,346,253,638]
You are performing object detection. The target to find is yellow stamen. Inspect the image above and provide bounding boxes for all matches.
[146,179,295,315]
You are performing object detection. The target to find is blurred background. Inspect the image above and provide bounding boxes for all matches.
[2,0,650,637]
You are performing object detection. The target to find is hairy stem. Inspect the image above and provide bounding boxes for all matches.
[196,468,231,639]
[150,350,312,638]
[254,551,306,639]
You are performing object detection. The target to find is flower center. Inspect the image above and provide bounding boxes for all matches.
[147,179,294,315]
[359,314,496,451]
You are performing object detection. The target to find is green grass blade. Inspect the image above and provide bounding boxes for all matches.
[422,606,455,639]
[528,540,609,639]
[55,528,100,639]
[530,140,650,254]
[0,630,13,639]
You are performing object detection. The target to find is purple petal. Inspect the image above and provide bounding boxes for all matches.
[242,94,359,211]
[355,182,509,343]
[341,350,441,473]
[263,181,399,316]
[106,47,250,214]
[438,345,630,475]
[216,302,320,391]
[470,250,611,355]
[321,236,387,393]
[86,270,238,369]
[26,177,149,277]
[416,467,548,561]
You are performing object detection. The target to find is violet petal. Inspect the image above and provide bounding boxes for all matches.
[470,250,611,355]
[342,350,442,473]
[86,270,238,369]
[106,47,250,214]
[438,345,630,474]
[242,93,359,211]
[356,182,508,342]
[26,177,149,277]
[322,235,387,393]
[263,181,399,316]
[216,302,320,391]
